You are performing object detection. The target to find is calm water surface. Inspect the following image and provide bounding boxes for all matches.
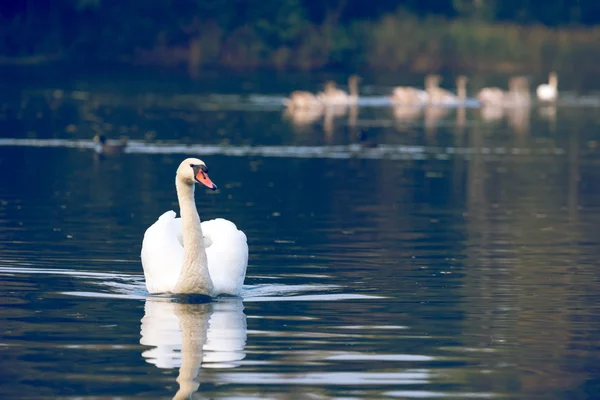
[0,70,600,399]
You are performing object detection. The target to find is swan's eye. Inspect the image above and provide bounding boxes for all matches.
[190,163,208,175]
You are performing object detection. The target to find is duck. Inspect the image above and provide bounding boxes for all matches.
[141,158,248,297]
[536,72,558,102]
[317,75,360,106]
[93,134,128,155]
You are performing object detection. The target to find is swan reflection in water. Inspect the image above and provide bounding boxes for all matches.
[140,296,247,399]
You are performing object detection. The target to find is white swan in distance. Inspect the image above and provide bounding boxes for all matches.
[393,75,467,105]
[390,85,428,105]
[536,71,558,102]
[477,86,505,106]
[283,91,323,110]
[317,75,360,106]
[425,74,458,104]
[284,75,360,109]
[141,158,248,297]
[478,77,531,107]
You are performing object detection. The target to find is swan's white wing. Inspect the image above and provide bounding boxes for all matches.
[202,218,248,296]
[141,210,185,294]
[536,84,556,101]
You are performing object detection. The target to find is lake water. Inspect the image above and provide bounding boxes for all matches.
[1,69,599,399]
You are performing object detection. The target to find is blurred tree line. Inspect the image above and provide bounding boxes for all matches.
[2,0,600,72]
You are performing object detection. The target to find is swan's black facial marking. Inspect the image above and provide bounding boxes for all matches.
[191,164,208,180]
[191,163,217,190]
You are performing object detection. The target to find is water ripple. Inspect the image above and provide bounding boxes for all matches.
[0,138,570,160]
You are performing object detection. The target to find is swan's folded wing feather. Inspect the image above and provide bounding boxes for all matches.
[202,218,248,296]
[141,210,185,293]
[172,217,183,247]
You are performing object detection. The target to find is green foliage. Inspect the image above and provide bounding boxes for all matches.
[3,0,600,73]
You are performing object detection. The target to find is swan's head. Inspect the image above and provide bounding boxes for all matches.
[176,158,217,190]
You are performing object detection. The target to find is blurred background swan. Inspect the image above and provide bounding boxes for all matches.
[477,77,532,130]
[478,76,531,107]
[140,297,247,399]
[283,106,324,128]
[390,83,428,105]
[537,71,558,102]
[425,75,468,105]
[477,85,505,106]
[283,90,323,110]
[506,76,531,106]
[317,74,360,106]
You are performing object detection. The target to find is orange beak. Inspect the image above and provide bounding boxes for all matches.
[195,170,217,190]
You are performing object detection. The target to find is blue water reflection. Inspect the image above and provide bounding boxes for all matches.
[0,71,599,399]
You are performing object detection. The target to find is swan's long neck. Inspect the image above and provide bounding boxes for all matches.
[173,178,214,295]
[349,78,359,102]
[457,79,467,101]
[425,76,436,91]
[549,73,558,88]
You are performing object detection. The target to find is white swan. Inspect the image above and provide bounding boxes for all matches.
[536,71,558,102]
[425,75,458,105]
[478,77,531,107]
[477,87,505,106]
[283,106,324,127]
[505,76,531,107]
[283,91,323,110]
[141,158,248,297]
[390,86,428,105]
[317,75,360,106]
